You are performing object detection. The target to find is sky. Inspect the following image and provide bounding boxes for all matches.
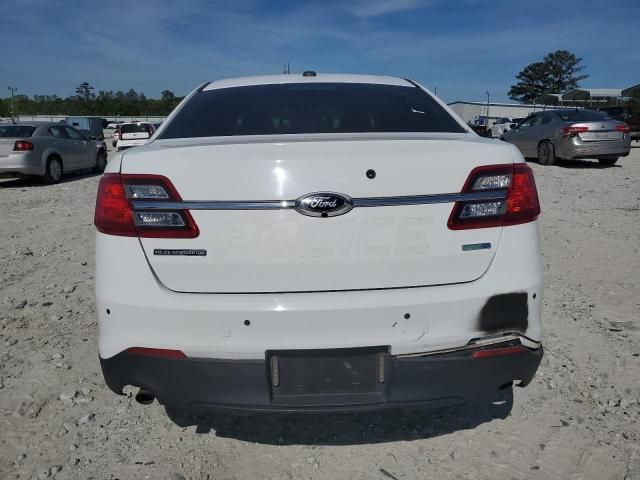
[1,0,639,103]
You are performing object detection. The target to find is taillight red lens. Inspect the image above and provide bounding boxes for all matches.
[94,174,137,236]
[448,163,540,230]
[504,164,541,226]
[94,173,199,238]
[472,345,527,359]
[615,124,630,133]
[126,347,187,359]
[561,125,589,137]
[13,140,34,151]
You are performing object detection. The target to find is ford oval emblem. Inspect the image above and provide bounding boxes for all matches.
[294,192,353,217]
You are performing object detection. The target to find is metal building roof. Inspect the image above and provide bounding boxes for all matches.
[622,83,640,97]
[562,88,623,101]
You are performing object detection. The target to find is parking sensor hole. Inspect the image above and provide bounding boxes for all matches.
[106,309,110,315]
[532,293,537,299]
[366,169,376,179]
[321,212,328,218]
[404,313,411,319]
[244,320,251,326]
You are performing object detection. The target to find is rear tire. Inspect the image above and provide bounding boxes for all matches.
[43,156,63,184]
[598,157,618,166]
[94,149,107,173]
[537,140,556,166]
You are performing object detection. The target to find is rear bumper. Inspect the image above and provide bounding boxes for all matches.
[555,137,631,159]
[100,340,543,412]
[0,153,43,176]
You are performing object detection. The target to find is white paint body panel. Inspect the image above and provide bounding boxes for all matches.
[96,220,542,360]
[123,136,511,292]
[96,78,542,360]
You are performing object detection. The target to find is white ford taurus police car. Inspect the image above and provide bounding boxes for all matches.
[95,72,543,412]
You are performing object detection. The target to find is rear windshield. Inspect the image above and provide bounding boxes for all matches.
[0,125,36,138]
[556,110,609,122]
[121,124,150,133]
[160,83,465,139]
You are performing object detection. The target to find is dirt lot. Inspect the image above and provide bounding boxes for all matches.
[1,140,639,480]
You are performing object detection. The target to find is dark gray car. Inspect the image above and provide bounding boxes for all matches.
[0,122,108,183]
[502,109,632,166]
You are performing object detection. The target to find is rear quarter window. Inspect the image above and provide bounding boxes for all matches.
[160,83,465,139]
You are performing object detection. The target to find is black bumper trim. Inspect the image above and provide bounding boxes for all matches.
[100,341,542,413]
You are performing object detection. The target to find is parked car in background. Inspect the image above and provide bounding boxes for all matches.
[491,117,523,138]
[107,121,125,129]
[95,73,543,413]
[64,116,105,140]
[598,106,640,142]
[502,109,631,165]
[116,122,155,151]
[467,122,491,137]
[0,122,107,183]
[112,126,121,147]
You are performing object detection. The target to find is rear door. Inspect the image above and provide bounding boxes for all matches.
[65,127,91,168]
[509,115,536,156]
[48,126,74,169]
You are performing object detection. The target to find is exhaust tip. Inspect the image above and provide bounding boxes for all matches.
[135,389,155,405]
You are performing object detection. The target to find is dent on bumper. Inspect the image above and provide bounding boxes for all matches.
[100,339,543,412]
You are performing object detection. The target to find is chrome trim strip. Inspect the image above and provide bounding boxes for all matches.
[132,200,296,210]
[132,191,506,211]
[352,190,505,207]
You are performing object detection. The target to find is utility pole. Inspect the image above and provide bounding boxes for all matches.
[485,91,490,126]
[283,63,290,74]
[7,86,17,122]
[434,83,438,96]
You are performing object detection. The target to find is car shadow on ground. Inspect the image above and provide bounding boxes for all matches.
[164,388,513,445]
[526,158,621,169]
[0,171,102,188]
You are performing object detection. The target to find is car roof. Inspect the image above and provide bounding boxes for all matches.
[5,121,64,128]
[202,73,414,91]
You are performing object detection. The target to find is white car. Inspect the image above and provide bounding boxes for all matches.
[95,73,543,412]
[491,117,517,138]
[115,122,155,151]
[106,121,125,129]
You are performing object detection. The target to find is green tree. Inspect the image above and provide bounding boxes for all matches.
[509,50,588,103]
[160,89,178,112]
[75,81,95,102]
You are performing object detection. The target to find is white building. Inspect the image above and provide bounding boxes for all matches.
[448,101,550,127]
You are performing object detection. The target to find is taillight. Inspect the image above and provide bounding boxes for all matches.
[13,140,34,151]
[126,347,187,359]
[615,124,630,134]
[94,173,199,238]
[472,345,527,359]
[448,163,540,230]
[561,125,589,137]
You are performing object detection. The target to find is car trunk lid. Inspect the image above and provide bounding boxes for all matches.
[574,120,625,142]
[122,135,512,293]
[0,139,17,157]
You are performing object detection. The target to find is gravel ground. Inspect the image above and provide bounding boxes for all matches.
[1,138,639,480]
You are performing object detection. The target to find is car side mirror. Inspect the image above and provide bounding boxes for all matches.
[510,124,518,130]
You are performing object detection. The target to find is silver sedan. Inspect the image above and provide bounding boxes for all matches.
[502,109,631,166]
[0,122,108,183]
